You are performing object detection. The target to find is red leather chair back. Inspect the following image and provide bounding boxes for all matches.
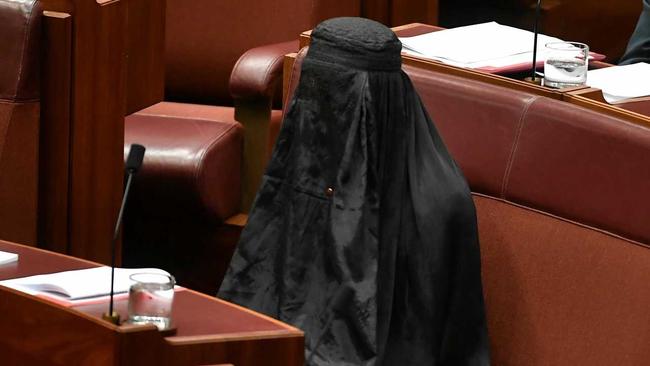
[406,64,650,365]
[0,0,41,245]
[164,0,360,106]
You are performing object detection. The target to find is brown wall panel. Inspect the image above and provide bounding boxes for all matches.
[362,0,439,26]
[65,0,127,263]
[126,0,166,114]
[40,11,72,254]
[39,0,165,264]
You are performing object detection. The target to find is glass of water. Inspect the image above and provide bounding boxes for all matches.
[127,272,175,330]
[543,42,589,88]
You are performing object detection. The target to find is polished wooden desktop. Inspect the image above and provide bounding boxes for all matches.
[296,23,650,128]
[0,241,303,366]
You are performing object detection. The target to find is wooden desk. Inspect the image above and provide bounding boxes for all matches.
[295,23,650,129]
[299,23,585,100]
[0,241,303,366]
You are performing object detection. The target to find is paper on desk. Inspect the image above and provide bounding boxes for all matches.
[0,250,18,265]
[0,266,170,300]
[399,22,563,69]
[587,63,650,104]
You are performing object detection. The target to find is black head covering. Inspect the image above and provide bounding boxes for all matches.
[219,17,490,366]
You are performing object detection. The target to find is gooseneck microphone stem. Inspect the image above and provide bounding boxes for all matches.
[531,0,542,81]
[108,171,135,318]
[104,144,145,325]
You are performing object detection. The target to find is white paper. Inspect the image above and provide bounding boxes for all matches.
[399,22,563,69]
[0,267,170,300]
[0,250,18,265]
[587,63,650,103]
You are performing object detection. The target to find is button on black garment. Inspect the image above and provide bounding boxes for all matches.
[218,17,490,366]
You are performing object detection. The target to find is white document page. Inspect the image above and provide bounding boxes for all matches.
[400,22,562,68]
[0,250,18,265]
[0,267,170,300]
[587,63,650,103]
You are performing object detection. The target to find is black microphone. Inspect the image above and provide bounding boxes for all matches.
[103,144,146,325]
[306,284,355,365]
[531,0,543,82]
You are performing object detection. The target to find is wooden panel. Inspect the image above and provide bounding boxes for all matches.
[362,0,439,26]
[235,100,272,212]
[39,0,166,264]
[64,0,128,264]
[125,0,166,114]
[165,336,304,366]
[391,0,439,26]
[282,53,297,107]
[539,0,642,62]
[0,287,120,365]
[39,11,72,254]
[361,0,390,24]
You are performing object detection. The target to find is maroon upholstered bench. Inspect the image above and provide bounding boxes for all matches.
[407,64,650,366]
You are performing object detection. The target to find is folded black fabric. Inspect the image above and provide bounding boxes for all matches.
[219,17,490,366]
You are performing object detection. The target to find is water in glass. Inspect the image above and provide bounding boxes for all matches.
[544,42,589,89]
[127,273,174,330]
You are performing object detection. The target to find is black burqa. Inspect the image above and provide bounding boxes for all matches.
[218,17,490,366]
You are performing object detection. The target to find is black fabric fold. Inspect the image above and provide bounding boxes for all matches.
[219,17,490,366]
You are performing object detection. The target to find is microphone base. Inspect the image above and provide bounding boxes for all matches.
[102,311,121,325]
[524,76,543,85]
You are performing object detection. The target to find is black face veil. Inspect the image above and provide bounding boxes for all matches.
[218,17,490,366]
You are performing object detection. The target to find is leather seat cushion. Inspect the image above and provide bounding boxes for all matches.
[125,102,243,221]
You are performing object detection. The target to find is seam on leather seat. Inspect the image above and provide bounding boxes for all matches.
[194,122,241,182]
[195,123,242,217]
[472,192,650,250]
[194,125,238,189]
[133,112,238,124]
[500,95,539,199]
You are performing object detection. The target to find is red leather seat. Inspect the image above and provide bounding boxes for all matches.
[410,65,650,365]
[283,49,650,365]
[0,0,41,245]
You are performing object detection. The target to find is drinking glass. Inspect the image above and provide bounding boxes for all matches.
[127,272,175,330]
[543,42,589,89]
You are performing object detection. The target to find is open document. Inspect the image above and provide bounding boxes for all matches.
[399,22,563,71]
[0,250,18,265]
[0,267,170,300]
[587,63,650,104]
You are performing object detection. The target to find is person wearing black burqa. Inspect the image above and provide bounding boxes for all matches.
[218,17,490,366]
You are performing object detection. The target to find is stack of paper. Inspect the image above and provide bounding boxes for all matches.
[399,22,563,70]
[0,266,170,300]
[587,63,650,104]
[0,250,18,265]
